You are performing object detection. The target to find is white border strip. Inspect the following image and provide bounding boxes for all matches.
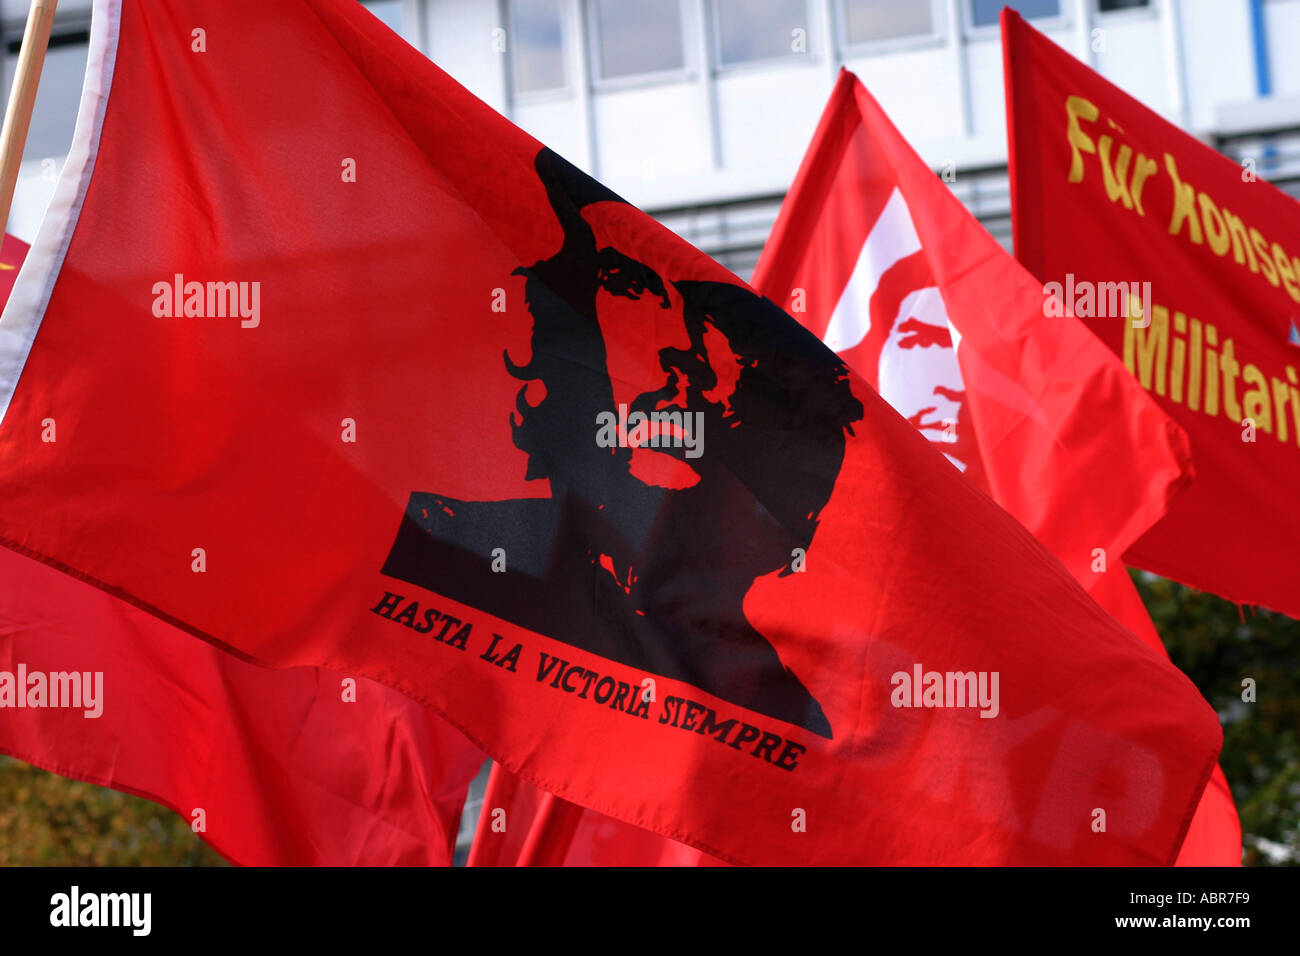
[0,0,122,423]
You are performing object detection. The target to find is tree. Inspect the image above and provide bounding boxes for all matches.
[0,756,225,866]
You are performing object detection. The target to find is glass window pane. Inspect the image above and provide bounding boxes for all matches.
[716,0,808,65]
[1098,0,1149,11]
[594,0,685,80]
[3,34,87,162]
[363,0,404,36]
[843,0,934,45]
[512,0,566,92]
[971,0,1060,27]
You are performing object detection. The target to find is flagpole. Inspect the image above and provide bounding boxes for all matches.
[465,761,514,867]
[514,791,583,867]
[0,0,58,238]
[467,762,585,866]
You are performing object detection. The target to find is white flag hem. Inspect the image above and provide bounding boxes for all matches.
[0,0,121,424]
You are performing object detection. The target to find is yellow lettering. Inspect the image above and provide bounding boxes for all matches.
[1189,317,1203,412]
[1099,136,1134,209]
[1272,377,1291,444]
[1165,153,1203,244]
[1124,303,1169,395]
[1130,153,1158,216]
[1289,366,1300,447]
[1273,243,1300,303]
[1066,96,1099,184]
[1220,338,1242,423]
[1205,324,1220,416]
[1171,311,1187,404]
[1221,207,1257,271]
[1198,192,1231,256]
[1242,364,1272,433]
[1251,228,1279,286]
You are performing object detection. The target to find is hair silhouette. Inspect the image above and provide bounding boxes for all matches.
[383,148,863,738]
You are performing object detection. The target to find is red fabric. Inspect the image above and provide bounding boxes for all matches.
[0,234,25,299]
[753,70,1193,591]
[751,69,1239,867]
[470,763,717,866]
[0,235,485,866]
[1177,764,1242,867]
[1003,9,1300,618]
[465,762,538,867]
[556,808,720,866]
[0,541,485,865]
[0,0,1222,864]
[1091,569,1241,866]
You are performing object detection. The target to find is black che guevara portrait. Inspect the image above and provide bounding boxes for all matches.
[382,148,863,738]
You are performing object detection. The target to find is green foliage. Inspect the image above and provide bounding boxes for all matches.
[0,755,225,866]
[1137,571,1300,866]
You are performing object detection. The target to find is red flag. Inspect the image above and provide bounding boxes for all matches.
[752,68,1239,867]
[465,762,544,867]
[0,235,485,865]
[1177,765,1242,867]
[0,545,485,865]
[1003,8,1300,619]
[753,69,1192,593]
[0,0,1221,864]
[1090,569,1241,866]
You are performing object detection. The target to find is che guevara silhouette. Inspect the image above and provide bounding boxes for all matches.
[382,148,863,738]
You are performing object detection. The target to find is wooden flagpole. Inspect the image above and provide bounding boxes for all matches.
[0,0,59,242]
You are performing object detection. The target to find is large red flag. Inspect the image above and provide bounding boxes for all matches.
[0,223,488,868]
[0,545,485,865]
[752,69,1192,595]
[0,0,1221,864]
[0,233,485,866]
[751,69,1239,867]
[1003,8,1300,619]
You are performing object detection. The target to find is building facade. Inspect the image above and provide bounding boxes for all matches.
[5,0,1300,276]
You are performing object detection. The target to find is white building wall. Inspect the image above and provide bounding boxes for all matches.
[1263,0,1300,97]
[1180,0,1257,130]
[478,0,1294,209]
[0,0,1296,256]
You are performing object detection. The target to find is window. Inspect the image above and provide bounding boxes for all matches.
[715,0,808,66]
[3,30,88,162]
[1097,0,1149,10]
[362,0,405,36]
[591,0,685,81]
[510,0,567,93]
[970,0,1061,28]
[841,0,936,45]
